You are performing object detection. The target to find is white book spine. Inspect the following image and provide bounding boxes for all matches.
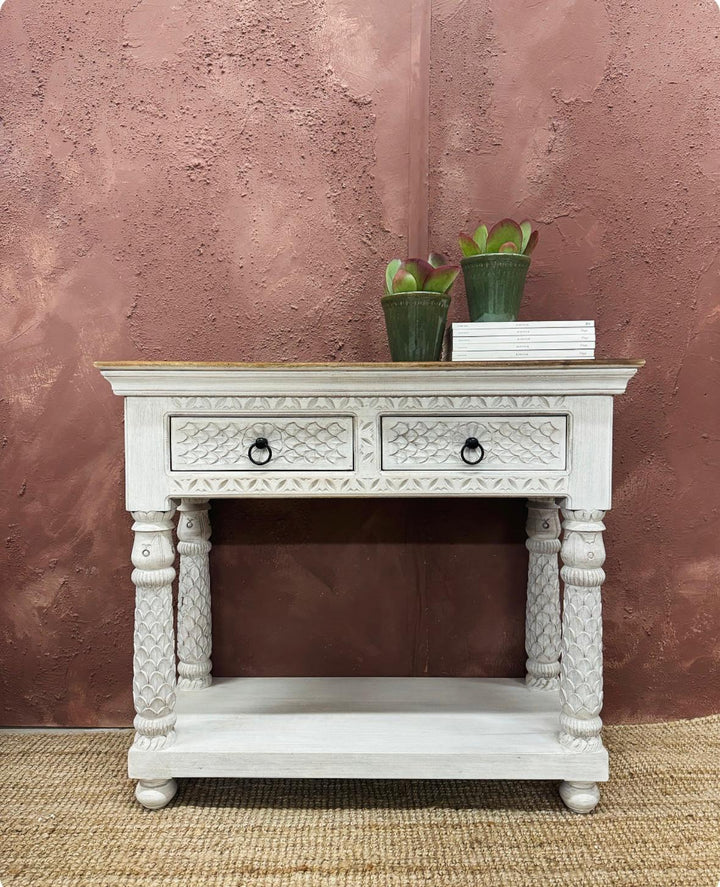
[452,320,594,331]
[451,334,596,344]
[452,349,596,359]
[452,326,595,335]
[453,343,596,350]
[452,355,595,362]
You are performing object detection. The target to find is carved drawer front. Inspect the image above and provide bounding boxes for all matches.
[170,416,354,472]
[381,415,567,471]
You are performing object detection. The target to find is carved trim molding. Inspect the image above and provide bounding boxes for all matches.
[168,473,568,496]
[169,394,568,412]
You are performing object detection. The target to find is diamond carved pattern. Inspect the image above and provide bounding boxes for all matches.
[171,416,354,471]
[382,416,566,470]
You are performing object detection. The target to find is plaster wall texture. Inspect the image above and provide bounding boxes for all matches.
[0,0,718,726]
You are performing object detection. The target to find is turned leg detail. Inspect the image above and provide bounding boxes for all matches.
[177,499,213,690]
[559,508,606,753]
[525,498,562,690]
[131,509,177,751]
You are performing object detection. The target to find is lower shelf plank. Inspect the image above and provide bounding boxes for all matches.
[129,677,609,781]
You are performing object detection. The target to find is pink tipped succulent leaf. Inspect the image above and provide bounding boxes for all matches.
[459,233,481,258]
[428,252,448,269]
[385,259,402,293]
[472,224,488,253]
[403,258,434,289]
[523,229,539,255]
[519,221,533,254]
[391,267,419,293]
[424,264,460,294]
[485,218,523,253]
[498,241,519,253]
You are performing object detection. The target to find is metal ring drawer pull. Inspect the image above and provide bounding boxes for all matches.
[460,437,485,465]
[248,437,273,466]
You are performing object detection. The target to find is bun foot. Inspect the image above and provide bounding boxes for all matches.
[559,780,600,814]
[135,778,177,810]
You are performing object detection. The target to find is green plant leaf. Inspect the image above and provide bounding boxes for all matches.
[498,241,519,253]
[392,268,418,293]
[385,259,402,293]
[523,229,539,255]
[424,264,460,293]
[519,220,533,253]
[486,218,523,253]
[403,258,434,289]
[459,233,481,257]
[428,252,448,268]
[472,224,488,252]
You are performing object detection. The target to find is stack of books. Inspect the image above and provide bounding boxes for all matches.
[450,321,595,361]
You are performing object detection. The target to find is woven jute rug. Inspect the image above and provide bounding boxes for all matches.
[1,716,719,887]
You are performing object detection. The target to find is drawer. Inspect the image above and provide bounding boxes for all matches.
[170,416,354,471]
[381,415,567,471]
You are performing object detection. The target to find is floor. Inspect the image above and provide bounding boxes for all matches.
[1,715,719,887]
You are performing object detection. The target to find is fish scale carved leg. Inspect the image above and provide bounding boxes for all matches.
[131,509,178,810]
[524,498,561,690]
[558,508,606,814]
[177,499,212,690]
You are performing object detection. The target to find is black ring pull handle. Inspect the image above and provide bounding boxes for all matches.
[248,437,273,466]
[460,436,485,466]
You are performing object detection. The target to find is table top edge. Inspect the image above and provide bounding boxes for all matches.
[94,359,645,371]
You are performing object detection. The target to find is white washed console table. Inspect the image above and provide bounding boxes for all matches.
[97,360,642,813]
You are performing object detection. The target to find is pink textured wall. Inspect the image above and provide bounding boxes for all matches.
[1,0,719,726]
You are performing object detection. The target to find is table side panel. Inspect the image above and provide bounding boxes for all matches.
[565,396,614,510]
[124,398,170,512]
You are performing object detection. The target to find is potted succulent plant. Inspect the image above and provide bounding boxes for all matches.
[458,219,539,322]
[382,254,460,362]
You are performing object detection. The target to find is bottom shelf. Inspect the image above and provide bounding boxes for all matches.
[129,677,608,781]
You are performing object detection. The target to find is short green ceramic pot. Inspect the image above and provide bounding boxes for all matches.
[461,253,531,322]
[381,291,451,362]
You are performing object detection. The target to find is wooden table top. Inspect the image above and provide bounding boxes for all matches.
[95,360,645,371]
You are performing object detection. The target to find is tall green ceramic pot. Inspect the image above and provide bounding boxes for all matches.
[381,291,450,362]
[461,253,531,322]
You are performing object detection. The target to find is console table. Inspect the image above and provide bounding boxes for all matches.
[97,360,642,813]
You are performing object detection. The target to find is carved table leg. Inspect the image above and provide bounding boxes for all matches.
[131,509,178,810]
[177,499,212,690]
[525,498,561,690]
[558,508,606,814]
